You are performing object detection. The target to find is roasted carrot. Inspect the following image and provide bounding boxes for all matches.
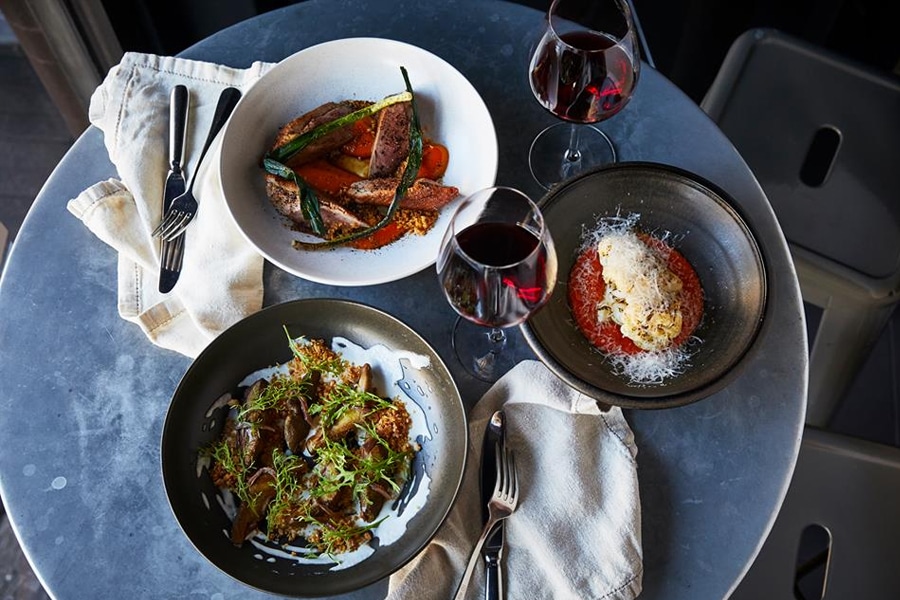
[341,116,377,159]
[294,159,362,196]
[417,142,450,180]
[348,221,406,250]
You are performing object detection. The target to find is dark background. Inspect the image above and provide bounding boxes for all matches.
[97,0,900,103]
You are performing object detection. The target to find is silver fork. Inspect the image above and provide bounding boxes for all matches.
[453,443,519,600]
[152,86,242,241]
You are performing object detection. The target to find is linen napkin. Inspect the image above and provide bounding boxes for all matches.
[388,360,643,600]
[67,52,275,357]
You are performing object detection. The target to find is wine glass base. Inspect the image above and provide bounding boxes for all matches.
[451,317,519,382]
[529,122,616,190]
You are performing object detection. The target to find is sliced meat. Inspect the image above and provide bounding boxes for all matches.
[345,177,459,210]
[270,101,357,169]
[266,173,369,231]
[368,102,411,178]
[357,439,390,522]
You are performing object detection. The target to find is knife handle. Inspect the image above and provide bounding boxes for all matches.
[484,553,501,600]
[169,85,189,170]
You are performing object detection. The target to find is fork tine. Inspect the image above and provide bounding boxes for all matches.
[159,212,190,240]
[502,446,512,499]
[498,445,508,497]
[161,216,191,242]
[151,216,169,238]
[152,208,181,238]
[158,212,182,239]
[493,442,503,495]
[507,450,518,506]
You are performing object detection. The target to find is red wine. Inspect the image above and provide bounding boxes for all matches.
[457,222,539,266]
[439,222,552,327]
[530,30,636,123]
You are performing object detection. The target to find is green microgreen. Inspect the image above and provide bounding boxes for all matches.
[206,438,252,505]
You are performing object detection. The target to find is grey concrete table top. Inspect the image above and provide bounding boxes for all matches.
[0,1,807,598]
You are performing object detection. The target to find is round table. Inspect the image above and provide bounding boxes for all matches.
[0,1,807,598]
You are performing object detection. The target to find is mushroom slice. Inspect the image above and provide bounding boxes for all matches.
[230,467,277,545]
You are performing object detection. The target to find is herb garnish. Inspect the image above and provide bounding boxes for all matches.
[205,333,415,557]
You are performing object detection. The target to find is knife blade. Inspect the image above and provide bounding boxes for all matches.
[481,410,506,600]
[158,84,189,293]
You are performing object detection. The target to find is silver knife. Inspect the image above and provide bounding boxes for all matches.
[481,410,506,600]
[158,85,189,293]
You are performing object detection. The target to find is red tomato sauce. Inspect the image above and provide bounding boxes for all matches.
[567,234,704,355]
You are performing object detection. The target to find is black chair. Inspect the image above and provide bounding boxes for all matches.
[702,28,900,427]
[728,426,900,599]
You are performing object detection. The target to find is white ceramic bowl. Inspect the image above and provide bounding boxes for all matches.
[220,37,498,286]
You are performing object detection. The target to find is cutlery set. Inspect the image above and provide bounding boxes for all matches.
[455,410,518,600]
[155,86,242,292]
[158,85,188,293]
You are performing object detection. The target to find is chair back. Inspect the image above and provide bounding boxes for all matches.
[702,28,900,426]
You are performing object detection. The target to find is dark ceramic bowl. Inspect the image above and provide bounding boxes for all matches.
[161,299,467,596]
[521,162,768,408]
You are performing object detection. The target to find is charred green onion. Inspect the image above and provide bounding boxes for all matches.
[263,158,326,235]
[266,90,411,164]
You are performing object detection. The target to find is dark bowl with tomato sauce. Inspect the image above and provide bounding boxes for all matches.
[521,162,767,408]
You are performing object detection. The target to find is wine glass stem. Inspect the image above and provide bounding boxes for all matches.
[565,125,582,163]
[488,327,507,350]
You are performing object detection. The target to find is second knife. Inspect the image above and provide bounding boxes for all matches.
[481,410,506,600]
[158,84,189,293]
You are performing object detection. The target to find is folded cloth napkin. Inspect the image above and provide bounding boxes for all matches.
[67,52,275,357]
[388,360,643,600]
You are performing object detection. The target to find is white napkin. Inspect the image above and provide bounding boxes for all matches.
[67,52,275,357]
[388,360,643,599]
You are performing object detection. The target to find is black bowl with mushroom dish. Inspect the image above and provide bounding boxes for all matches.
[161,298,466,596]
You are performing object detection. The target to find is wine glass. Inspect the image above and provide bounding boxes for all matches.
[527,0,641,189]
[436,187,558,381]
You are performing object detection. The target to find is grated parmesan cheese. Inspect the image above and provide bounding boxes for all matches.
[596,230,684,352]
[571,212,703,386]
[607,345,690,385]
